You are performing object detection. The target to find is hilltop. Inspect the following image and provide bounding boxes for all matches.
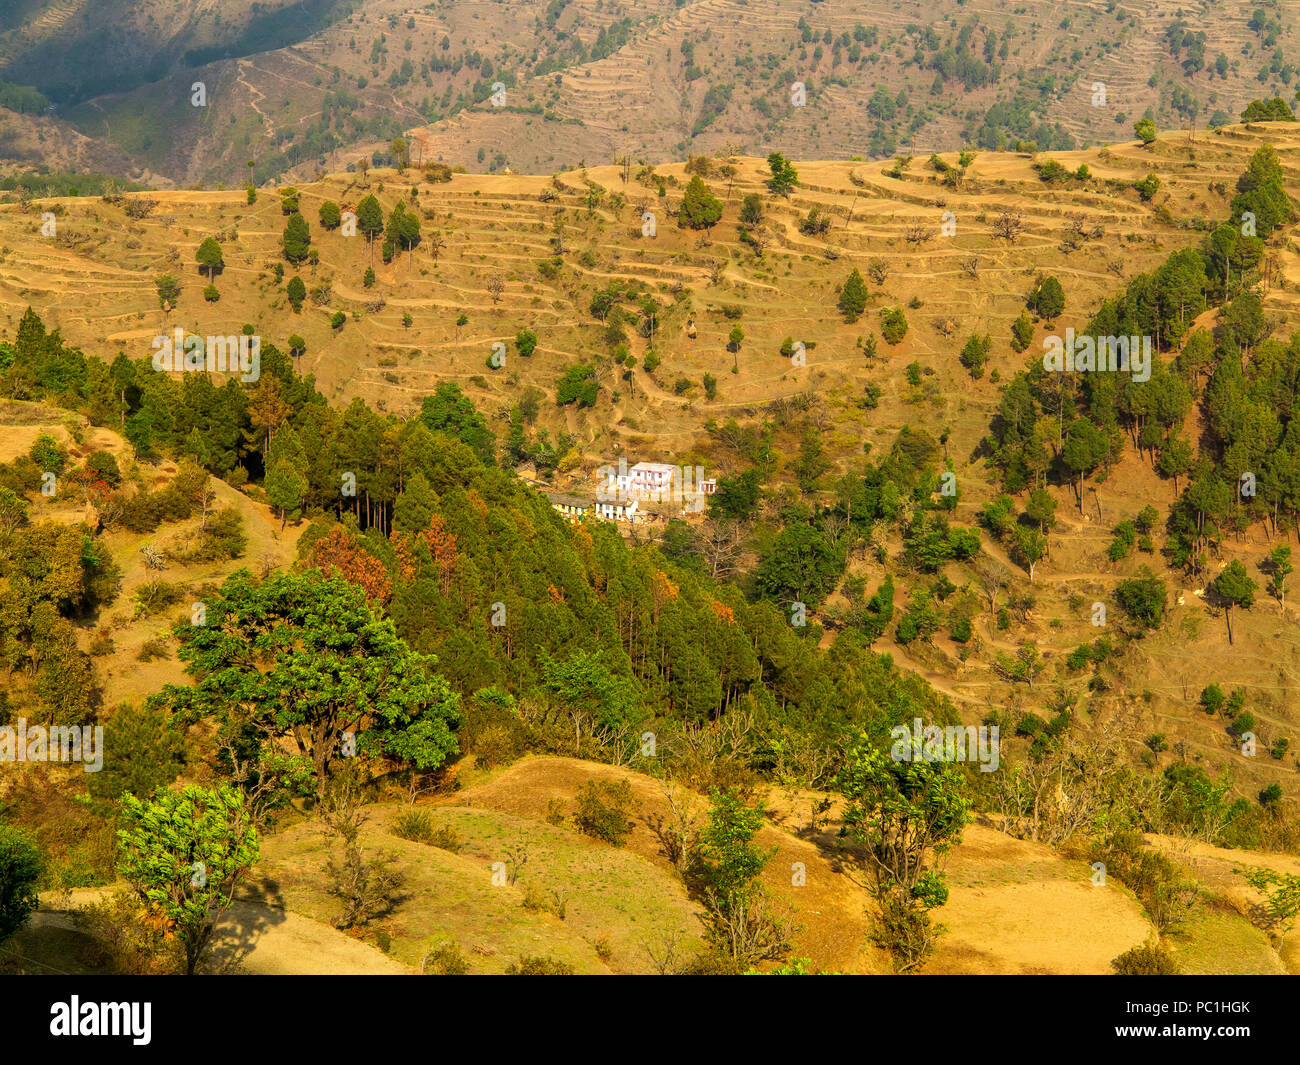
[2,0,1300,183]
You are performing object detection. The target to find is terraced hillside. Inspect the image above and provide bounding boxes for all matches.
[3,0,1300,183]
[2,120,1299,818]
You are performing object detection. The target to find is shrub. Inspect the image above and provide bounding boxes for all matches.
[74,890,183,974]
[880,307,908,344]
[392,810,437,844]
[1091,830,1197,934]
[0,825,42,944]
[506,955,575,975]
[132,580,183,618]
[421,941,469,974]
[574,779,638,845]
[83,451,121,486]
[137,637,171,662]
[1112,940,1179,975]
[521,882,567,918]
[188,507,246,562]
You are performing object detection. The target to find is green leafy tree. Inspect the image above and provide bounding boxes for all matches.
[756,523,842,608]
[386,201,422,268]
[1268,545,1292,605]
[556,363,598,407]
[1009,524,1047,582]
[418,382,495,463]
[880,307,909,344]
[356,194,385,264]
[155,571,461,797]
[1211,559,1256,644]
[1032,275,1065,319]
[1230,144,1295,240]
[1010,310,1034,352]
[1134,118,1158,145]
[959,333,990,378]
[1115,568,1168,631]
[1062,418,1108,512]
[117,784,259,975]
[695,787,790,966]
[678,175,723,232]
[516,328,538,357]
[540,649,643,733]
[195,237,224,282]
[765,152,799,195]
[319,201,342,229]
[155,274,181,312]
[266,459,308,530]
[708,469,762,522]
[836,733,970,972]
[87,704,187,810]
[0,825,41,945]
[1238,867,1300,951]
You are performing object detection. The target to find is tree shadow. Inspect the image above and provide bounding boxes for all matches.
[203,875,287,974]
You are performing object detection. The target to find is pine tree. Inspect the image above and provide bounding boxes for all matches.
[282,212,311,265]
[838,268,868,322]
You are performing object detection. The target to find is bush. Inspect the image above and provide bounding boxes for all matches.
[421,942,469,974]
[1091,831,1197,934]
[188,507,246,562]
[505,955,575,975]
[574,779,637,845]
[521,882,567,918]
[74,890,183,974]
[1112,940,1179,975]
[132,580,183,618]
[83,451,121,487]
[880,307,908,344]
[137,636,171,661]
[392,810,436,844]
[0,825,42,944]
[393,811,462,852]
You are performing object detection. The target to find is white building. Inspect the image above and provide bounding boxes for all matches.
[595,498,639,523]
[629,462,678,500]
